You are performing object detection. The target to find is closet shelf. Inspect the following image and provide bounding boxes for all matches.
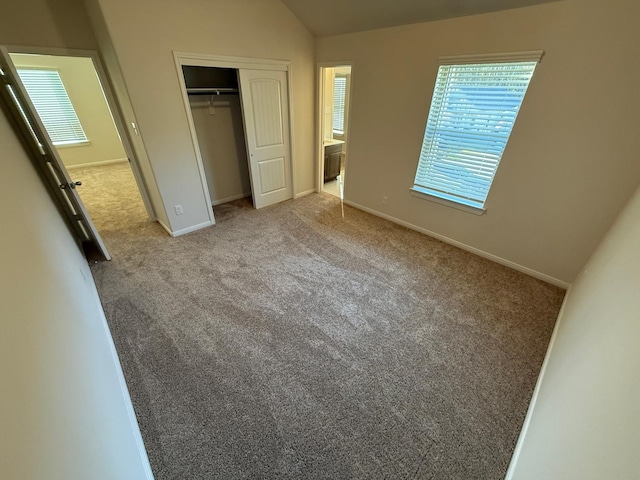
[187,87,239,95]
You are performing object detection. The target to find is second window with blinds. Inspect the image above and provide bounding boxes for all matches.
[411,51,543,213]
[333,75,347,137]
[16,68,88,146]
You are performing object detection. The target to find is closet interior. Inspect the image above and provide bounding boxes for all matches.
[183,66,252,207]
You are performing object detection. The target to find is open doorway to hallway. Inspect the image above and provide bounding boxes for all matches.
[9,52,151,240]
[320,65,352,200]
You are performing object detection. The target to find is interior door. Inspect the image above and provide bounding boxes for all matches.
[0,46,110,260]
[238,69,293,209]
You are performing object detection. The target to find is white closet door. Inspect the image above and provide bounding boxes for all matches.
[238,69,292,209]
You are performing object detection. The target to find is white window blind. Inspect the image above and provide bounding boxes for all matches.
[17,69,88,146]
[333,76,347,134]
[412,52,542,210]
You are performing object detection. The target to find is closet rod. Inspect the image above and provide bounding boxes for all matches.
[186,87,239,95]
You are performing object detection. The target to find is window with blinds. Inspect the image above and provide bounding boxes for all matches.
[16,68,88,146]
[412,52,542,210]
[333,76,347,135]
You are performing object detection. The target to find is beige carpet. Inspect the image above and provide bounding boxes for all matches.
[82,163,564,479]
[69,160,154,238]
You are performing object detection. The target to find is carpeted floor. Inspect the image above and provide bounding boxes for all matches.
[82,163,564,479]
[70,160,152,238]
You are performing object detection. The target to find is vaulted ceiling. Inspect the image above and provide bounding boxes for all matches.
[280,0,562,37]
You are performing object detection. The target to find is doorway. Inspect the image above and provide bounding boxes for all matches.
[319,65,352,200]
[8,52,151,238]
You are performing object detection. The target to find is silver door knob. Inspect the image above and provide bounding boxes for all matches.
[59,181,82,189]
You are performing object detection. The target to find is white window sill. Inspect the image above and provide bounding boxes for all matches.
[410,187,486,216]
[53,140,91,149]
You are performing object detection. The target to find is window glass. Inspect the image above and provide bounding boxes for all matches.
[413,60,538,209]
[333,76,347,135]
[17,69,88,145]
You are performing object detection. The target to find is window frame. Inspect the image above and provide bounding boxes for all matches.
[411,51,543,214]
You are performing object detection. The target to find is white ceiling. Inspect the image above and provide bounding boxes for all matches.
[280,0,562,37]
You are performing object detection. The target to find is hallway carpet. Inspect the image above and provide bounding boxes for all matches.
[84,164,564,479]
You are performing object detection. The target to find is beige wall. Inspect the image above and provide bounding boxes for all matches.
[91,0,316,234]
[0,2,152,476]
[316,0,640,285]
[11,53,127,167]
[506,184,640,479]
[0,0,98,50]
[0,107,151,479]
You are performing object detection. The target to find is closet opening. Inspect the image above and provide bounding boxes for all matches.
[175,53,294,220]
[183,66,252,209]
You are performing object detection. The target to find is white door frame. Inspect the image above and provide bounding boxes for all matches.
[316,61,355,195]
[6,45,156,220]
[173,51,296,214]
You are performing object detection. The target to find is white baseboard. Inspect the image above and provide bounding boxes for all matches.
[504,284,573,479]
[211,192,251,206]
[158,219,214,237]
[90,272,155,479]
[210,189,314,205]
[65,158,128,170]
[343,199,570,289]
[295,188,316,199]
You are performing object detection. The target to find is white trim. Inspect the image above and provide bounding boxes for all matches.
[286,67,297,199]
[91,273,155,480]
[211,192,251,206]
[159,219,214,238]
[65,157,128,170]
[316,65,326,194]
[295,188,316,199]
[505,285,572,479]
[55,140,92,149]
[172,53,216,226]
[6,45,98,57]
[343,199,570,289]
[157,218,173,237]
[439,50,544,65]
[174,51,289,71]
